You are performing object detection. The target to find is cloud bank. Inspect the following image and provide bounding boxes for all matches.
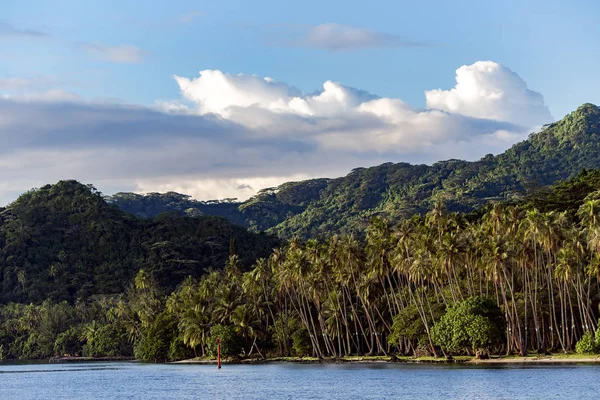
[0,61,552,204]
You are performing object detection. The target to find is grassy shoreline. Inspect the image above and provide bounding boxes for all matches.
[172,353,600,365]
[9,353,598,365]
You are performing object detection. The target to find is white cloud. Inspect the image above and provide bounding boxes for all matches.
[174,70,302,116]
[171,61,550,152]
[80,42,147,64]
[425,61,553,126]
[279,23,432,51]
[135,174,313,202]
[0,61,554,205]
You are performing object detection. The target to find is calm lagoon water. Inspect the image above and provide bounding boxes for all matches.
[1,361,599,399]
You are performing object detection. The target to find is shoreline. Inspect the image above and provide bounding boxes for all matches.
[470,355,600,364]
[5,354,600,365]
[173,354,600,365]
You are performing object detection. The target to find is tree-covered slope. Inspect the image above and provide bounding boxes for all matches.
[0,181,279,304]
[107,192,246,226]
[110,103,600,238]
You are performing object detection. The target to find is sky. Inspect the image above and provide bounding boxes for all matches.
[1,0,599,204]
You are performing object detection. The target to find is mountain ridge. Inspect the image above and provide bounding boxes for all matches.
[109,103,600,238]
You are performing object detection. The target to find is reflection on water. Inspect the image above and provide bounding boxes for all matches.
[1,362,599,399]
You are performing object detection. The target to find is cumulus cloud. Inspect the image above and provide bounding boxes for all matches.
[277,23,432,51]
[0,61,553,205]
[79,42,147,64]
[0,22,48,39]
[174,71,303,116]
[170,61,548,152]
[425,61,553,126]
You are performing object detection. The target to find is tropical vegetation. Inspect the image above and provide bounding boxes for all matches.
[3,169,600,360]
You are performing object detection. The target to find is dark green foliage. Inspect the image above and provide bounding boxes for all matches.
[291,328,312,357]
[108,104,600,239]
[133,311,177,362]
[523,169,600,214]
[168,336,195,361]
[432,297,505,354]
[0,180,279,304]
[206,324,241,357]
[0,298,132,360]
[388,298,445,352]
[269,313,299,357]
[82,323,131,358]
[54,325,83,356]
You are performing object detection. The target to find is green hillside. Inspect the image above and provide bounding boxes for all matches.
[0,181,279,304]
[109,103,600,238]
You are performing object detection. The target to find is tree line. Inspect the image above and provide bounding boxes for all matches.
[3,178,600,360]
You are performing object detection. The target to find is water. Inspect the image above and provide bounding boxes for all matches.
[1,361,599,399]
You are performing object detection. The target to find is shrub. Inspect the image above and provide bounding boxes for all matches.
[54,326,83,356]
[168,336,195,361]
[83,324,131,358]
[575,331,598,354]
[431,296,505,355]
[269,313,300,356]
[206,324,241,357]
[134,312,177,361]
[291,328,312,357]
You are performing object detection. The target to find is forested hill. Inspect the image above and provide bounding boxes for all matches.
[0,181,279,304]
[109,103,600,238]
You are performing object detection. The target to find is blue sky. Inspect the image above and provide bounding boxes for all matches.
[0,0,599,202]
[3,0,599,116]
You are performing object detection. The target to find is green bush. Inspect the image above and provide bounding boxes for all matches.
[269,313,300,357]
[168,336,195,361]
[83,324,131,358]
[206,324,241,357]
[291,328,312,357]
[432,296,505,355]
[575,331,598,354]
[54,326,83,356]
[388,304,423,348]
[134,312,177,362]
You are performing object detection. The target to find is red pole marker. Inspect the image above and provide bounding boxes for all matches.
[217,338,221,369]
